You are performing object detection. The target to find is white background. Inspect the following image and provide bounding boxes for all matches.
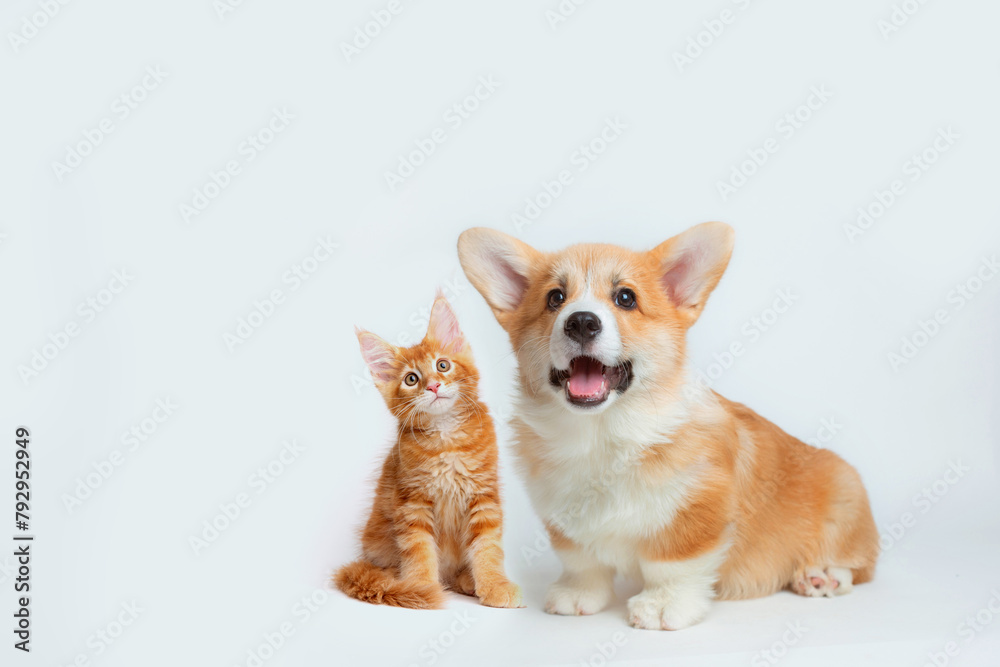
[2,1,999,665]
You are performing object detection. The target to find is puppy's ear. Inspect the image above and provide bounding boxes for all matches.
[356,327,398,384]
[457,228,539,326]
[427,291,466,353]
[649,222,734,326]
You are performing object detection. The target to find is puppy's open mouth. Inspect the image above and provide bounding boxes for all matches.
[549,357,633,407]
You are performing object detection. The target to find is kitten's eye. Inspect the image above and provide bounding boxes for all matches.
[547,289,565,310]
[404,372,419,386]
[614,288,637,310]
[437,359,451,372]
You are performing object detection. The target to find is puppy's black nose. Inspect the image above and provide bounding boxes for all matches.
[564,311,602,343]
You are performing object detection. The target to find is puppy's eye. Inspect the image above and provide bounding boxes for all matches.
[547,289,565,310]
[404,372,419,386]
[437,359,451,371]
[614,288,637,310]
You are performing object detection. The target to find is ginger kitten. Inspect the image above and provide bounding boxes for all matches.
[334,293,522,610]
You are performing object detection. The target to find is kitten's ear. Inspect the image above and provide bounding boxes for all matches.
[427,292,466,353]
[356,327,398,383]
[649,221,734,327]
[457,228,539,327]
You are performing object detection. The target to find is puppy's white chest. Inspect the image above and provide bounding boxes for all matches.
[523,431,700,568]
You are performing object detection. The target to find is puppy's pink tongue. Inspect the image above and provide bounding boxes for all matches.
[568,357,605,396]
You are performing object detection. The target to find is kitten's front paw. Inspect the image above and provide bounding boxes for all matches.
[627,588,711,631]
[450,568,476,597]
[545,578,614,616]
[477,581,524,608]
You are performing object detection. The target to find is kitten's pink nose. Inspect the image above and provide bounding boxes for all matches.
[426,382,441,394]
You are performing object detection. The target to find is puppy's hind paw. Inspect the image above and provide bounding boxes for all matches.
[791,566,853,598]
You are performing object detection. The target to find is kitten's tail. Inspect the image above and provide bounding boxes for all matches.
[334,560,445,609]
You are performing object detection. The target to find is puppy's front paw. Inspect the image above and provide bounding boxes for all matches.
[545,578,614,616]
[477,580,524,608]
[627,589,711,631]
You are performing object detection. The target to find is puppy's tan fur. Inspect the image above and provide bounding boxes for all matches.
[458,223,879,629]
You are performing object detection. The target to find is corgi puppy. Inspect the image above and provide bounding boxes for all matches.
[457,222,879,630]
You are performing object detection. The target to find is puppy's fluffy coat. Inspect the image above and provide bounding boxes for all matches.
[458,222,878,630]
